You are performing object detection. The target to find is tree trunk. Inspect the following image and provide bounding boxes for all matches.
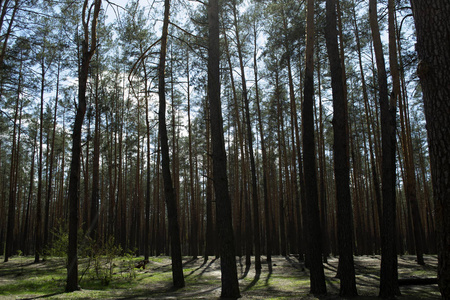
[302,0,327,295]
[324,0,357,296]
[409,1,450,297]
[204,97,215,259]
[4,59,21,262]
[66,0,101,292]
[208,0,240,296]
[144,63,151,261]
[35,51,48,264]
[369,0,400,297]
[22,126,37,256]
[186,49,198,259]
[391,0,424,265]
[275,62,287,257]
[253,18,271,263]
[158,0,184,288]
[44,60,60,249]
[315,50,329,262]
[230,0,261,271]
[90,53,100,241]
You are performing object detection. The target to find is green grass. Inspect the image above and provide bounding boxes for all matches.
[0,255,441,299]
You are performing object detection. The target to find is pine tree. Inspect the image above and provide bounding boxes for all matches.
[410,1,450,297]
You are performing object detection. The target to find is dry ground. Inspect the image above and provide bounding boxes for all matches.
[0,254,440,299]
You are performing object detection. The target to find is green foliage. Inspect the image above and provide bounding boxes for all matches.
[46,224,69,259]
[81,236,122,286]
[121,249,138,280]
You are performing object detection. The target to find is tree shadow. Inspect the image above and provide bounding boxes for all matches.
[182,257,199,267]
[185,257,208,278]
[240,263,251,279]
[21,292,64,299]
[198,257,217,277]
[264,259,273,286]
[285,255,305,271]
[243,268,261,292]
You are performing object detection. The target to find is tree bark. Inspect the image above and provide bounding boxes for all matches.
[230,0,261,271]
[409,1,450,297]
[44,60,60,249]
[90,53,100,241]
[144,62,151,261]
[369,0,400,297]
[66,0,101,292]
[253,18,271,263]
[208,0,240,296]
[158,0,185,288]
[4,58,21,262]
[324,0,357,296]
[302,0,327,295]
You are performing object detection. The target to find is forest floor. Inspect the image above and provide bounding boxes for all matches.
[0,254,440,299]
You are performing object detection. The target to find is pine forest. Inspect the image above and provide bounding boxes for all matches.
[0,0,449,299]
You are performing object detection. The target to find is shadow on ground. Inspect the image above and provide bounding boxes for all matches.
[0,255,440,299]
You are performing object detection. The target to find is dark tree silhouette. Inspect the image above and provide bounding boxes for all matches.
[208,0,241,296]
[410,1,450,297]
[324,0,357,296]
[66,0,101,292]
[157,0,185,288]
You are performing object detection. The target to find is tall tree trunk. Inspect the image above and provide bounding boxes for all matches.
[22,126,37,255]
[302,0,326,294]
[369,0,400,297]
[4,58,22,262]
[324,0,357,296]
[230,0,261,271]
[275,62,287,257]
[66,0,101,292]
[391,0,424,265]
[144,63,151,261]
[222,23,248,263]
[204,97,215,259]
[157,0,184,288]
[186,49,198,259]
[253,18,271,263]
[409,1,450,297]
[35,51,48,264]
[44,60,60,249]
[282,8,301,258]
[351,1,382,240]
[90,53,100,241]
[208,0,240,296]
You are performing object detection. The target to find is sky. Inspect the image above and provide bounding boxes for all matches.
[104,0,129,23]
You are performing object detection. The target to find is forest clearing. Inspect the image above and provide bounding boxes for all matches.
[0,255,440,299]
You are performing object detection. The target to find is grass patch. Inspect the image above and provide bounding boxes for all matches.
[0,255,441,299]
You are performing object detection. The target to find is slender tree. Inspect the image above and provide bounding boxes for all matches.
[44,60,60,249]
[157,0,185,288]
[324,0,357,296]
[208,0,240,296]
[369,0,400,297]
[4,56,22,262]
[302,0,327,295]
[90,51,101,241]
[229,0,261,271]
[66,0,101,292]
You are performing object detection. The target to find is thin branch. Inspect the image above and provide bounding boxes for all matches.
[188,0,207,5]
[128,38,162,88]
